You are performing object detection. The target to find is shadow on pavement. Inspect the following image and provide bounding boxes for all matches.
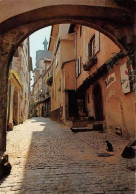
[2,117,135,193]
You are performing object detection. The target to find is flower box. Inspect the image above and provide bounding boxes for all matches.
[83,55,97,71]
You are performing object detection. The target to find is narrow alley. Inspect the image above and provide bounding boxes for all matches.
[0,118,135,194]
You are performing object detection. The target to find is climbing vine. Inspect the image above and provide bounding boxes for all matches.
[104,43,136,91]
[83,55,97,71]
[104,51,126,72]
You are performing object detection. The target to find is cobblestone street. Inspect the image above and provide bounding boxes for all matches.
[0,117,135,194]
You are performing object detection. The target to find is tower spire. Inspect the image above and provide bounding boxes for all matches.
[43,36,48,51]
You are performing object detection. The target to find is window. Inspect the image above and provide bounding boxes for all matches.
[88,35,95,58]
[86,31,100,60]
[76,56,81,78]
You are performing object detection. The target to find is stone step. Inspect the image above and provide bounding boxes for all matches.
[87,121,103,131]
[70,127,93,133]
[67,118,104,130]
[87,123,93,128]
[72,120,88,127]
[88,120,104,124]
[70,122,104,132]
[68,117,88,121]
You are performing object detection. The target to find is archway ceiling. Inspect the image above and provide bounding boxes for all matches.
[0,0,127,22]
[0,0,132,33]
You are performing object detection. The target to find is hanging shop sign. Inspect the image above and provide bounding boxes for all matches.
[105,73,116,88]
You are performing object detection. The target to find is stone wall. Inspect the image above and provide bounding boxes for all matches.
[51,107,63,122]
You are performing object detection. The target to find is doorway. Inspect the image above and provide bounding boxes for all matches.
[93,83,104,121]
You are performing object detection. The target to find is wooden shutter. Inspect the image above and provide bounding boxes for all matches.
[86,43,89,61]
[95,31,100,54]
[78,56,81,75]
[76,60,78,78]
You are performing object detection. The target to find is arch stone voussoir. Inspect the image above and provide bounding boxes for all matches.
[1,17,135,59]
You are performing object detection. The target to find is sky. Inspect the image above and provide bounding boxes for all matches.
[30,26,52,70]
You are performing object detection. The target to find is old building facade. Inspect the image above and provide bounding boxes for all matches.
[49,24,135,138]
[7,38,32,130]
[48,24,75,123]
[73,25,135,138]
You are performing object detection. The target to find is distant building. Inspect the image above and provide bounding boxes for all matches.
[7,38,32,130]
[32,36,52,117]
[34,37,51,82]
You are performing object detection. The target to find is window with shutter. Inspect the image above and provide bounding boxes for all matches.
[88,35,95,59]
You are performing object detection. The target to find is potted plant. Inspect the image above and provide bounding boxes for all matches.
[46,76,53,86]
[83,55,97,71]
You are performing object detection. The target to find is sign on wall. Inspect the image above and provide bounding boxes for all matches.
[120,63,131,94]
[105,73,116,88]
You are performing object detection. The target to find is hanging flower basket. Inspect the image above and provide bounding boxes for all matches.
[83,55,97,71]
[46,76,53,86]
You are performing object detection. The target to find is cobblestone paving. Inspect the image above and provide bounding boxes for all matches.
[0,117,135,194]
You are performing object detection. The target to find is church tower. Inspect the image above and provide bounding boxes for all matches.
[43,36,48,51]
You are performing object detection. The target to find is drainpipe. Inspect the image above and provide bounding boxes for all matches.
[74,31,77,91]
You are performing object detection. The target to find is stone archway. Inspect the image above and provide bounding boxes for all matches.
[0,0,135,151]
